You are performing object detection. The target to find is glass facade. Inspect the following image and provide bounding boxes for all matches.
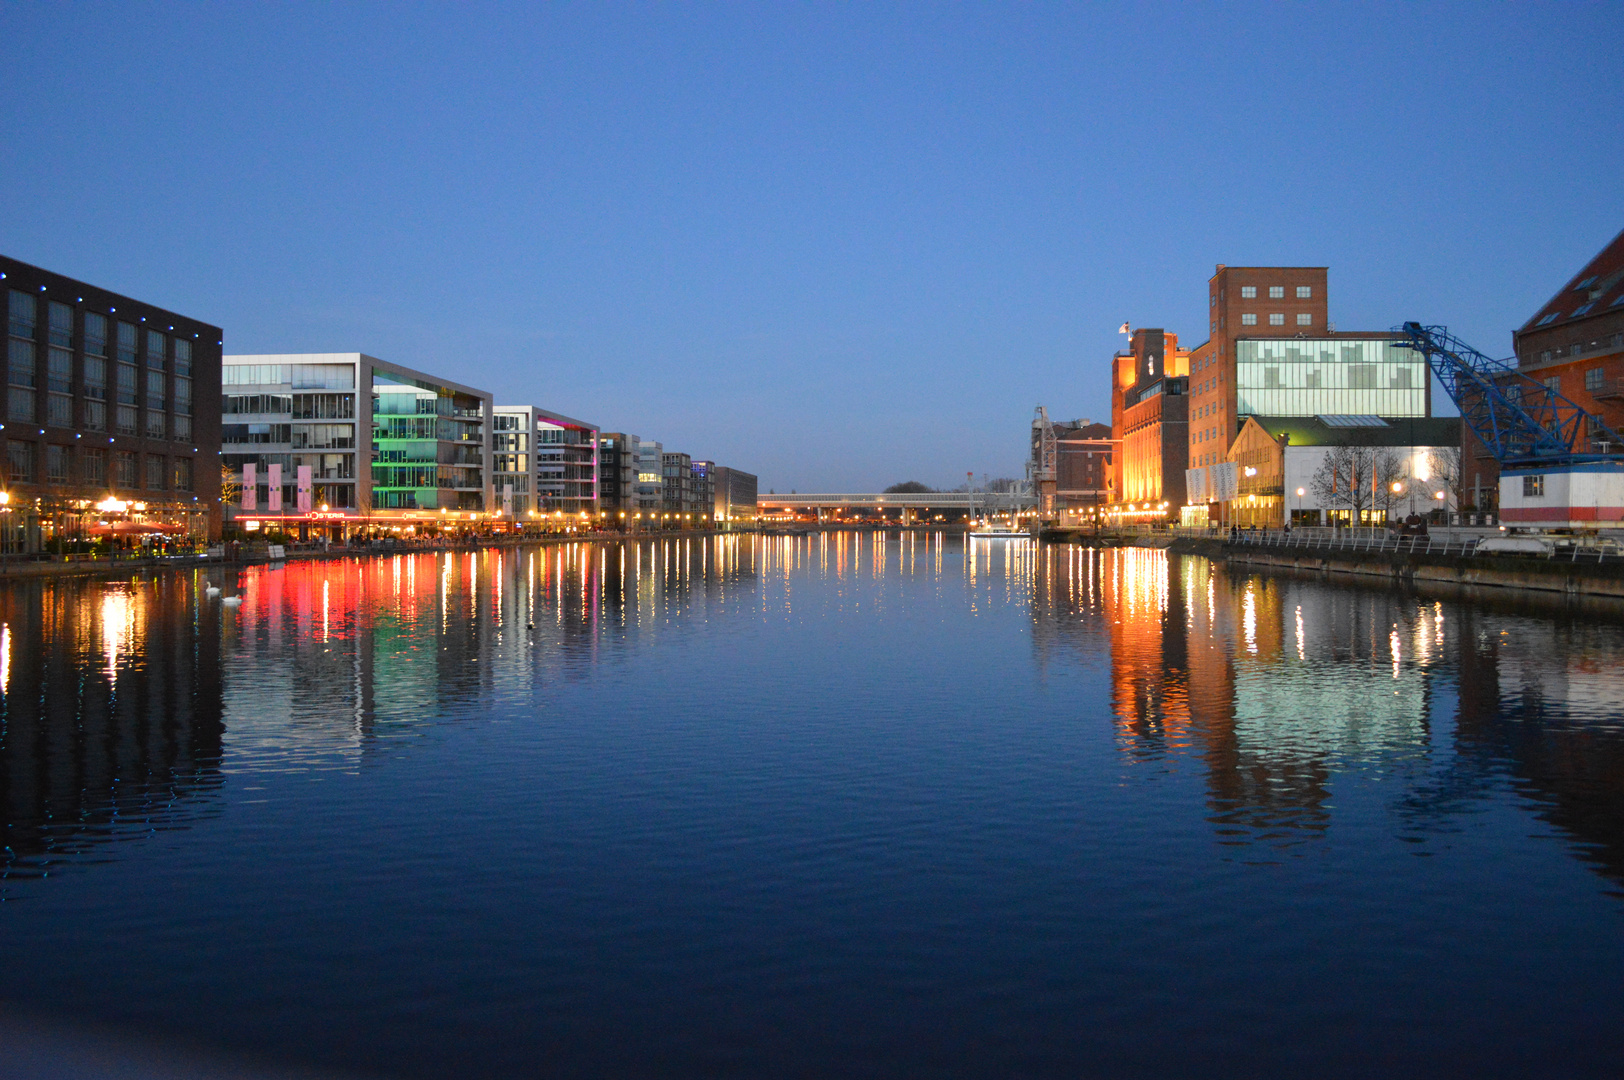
[1235,338,1426,418]
[369,369,485,511]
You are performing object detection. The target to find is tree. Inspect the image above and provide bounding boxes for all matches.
[1309,445,1406,524]
[1427,446,1462,510]
[220,463,241,506]
[883,481,934,494]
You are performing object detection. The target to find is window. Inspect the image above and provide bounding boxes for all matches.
[291,393,353,419]
[114,450,137,488]
[1576,276,1597,290]
[1586,368,1605,392]
[48,302,73,347]
[173,338,191,377]
[1544,375,1561,393]
[223,423,292,444]
[1269,313,1285,325]
[222,364,290,386]
[116,405,138,436]
[1536,312,1561,326]
[8,290,36,337]
[7,440,35,482]
[46,444,68,483]
[173,414,191,441]
[1296,313,1312,325]
[1613,294,1624,307]
[83,400,105,431]
[146,330,166,368]
[47,394,71,427]
[8,388,33,423]
[116,322,137,364]
[84,355,106,398]
[1241,313,1257,326]
[493,413,524,431]
[116,362,137,405]
[1269,286,1284,298]
[1240,286,1256,299]
[145,455,166,490]
[1296,286,1312,298]
[223,393,293,415]
[84,312,107,356]
[82,447,106,485]
[146,409,165,438]
[1523,474,1544,497]
[147,369,165,410]
[172,457,193,492]
[1572,303,1594,317]
[9,337,36,388]
[175,378,192,416]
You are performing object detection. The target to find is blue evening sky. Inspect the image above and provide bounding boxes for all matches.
[2,3,1620,491]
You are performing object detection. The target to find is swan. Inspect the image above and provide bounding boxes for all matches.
[221,596,243,607]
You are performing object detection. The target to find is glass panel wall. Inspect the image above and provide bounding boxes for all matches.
[1235,339,1427,417]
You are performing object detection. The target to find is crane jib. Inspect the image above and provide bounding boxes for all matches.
[1395,323,1624,468]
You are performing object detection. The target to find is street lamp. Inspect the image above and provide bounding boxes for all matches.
[1295,486,1305,526]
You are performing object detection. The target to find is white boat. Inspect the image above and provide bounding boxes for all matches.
[970,526,1030,539]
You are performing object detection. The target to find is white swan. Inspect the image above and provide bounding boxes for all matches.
[221,596,243,607]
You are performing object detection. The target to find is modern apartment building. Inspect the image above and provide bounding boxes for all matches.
[2,255,222,547]
[493,405,598,519]
[635,439,663,513]
[597,431,640,516]
[709,465,758,525]
[222,353,490,534]
[1463,227,1624,512]
[690,460,716,525]
[661,450,696,518]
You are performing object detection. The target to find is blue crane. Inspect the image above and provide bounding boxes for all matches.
[1395,322,1624,467]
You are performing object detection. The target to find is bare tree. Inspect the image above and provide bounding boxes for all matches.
[1310,446,1407,524]
[1426,446,1462,509]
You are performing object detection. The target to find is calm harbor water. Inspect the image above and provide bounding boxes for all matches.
[2,533,1623,1077]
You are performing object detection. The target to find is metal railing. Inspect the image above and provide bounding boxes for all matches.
[1229,528,1483,558]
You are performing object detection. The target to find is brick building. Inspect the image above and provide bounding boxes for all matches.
[3,255,221,547]
[1463,227,1624,512]
[1109,328,1190,522]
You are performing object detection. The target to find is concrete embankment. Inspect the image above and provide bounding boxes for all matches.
[1042,530,1624,599]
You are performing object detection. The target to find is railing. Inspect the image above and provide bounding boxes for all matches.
[1232,528,1624,563]
[1229,528,1483,558]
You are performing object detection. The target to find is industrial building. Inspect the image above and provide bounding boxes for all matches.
[1463,227,1624,515]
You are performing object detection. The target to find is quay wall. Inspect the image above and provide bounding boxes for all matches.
[1041,530,1624,598]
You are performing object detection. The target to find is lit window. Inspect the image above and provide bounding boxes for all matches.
[1241,314,1257,326]
[1536,312,1561,326]
[1296,313,1312,325]
[1296,286,1312,298]
[1523,474,1544,497]
[1269,286,1284,298]
[1269,313,1285,325]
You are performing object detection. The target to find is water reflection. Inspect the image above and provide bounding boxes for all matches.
[0,575,225,880]
[1034,546,1624,882]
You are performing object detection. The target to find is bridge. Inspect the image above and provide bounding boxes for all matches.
[757,491,1037,523]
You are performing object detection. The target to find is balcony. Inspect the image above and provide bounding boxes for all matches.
[1592,378,1624,401]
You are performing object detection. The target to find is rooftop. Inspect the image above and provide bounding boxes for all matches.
[1518,226,1624,335]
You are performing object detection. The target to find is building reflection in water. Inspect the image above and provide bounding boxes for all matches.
[1033,545,1624,881]
[0,574,226,880]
